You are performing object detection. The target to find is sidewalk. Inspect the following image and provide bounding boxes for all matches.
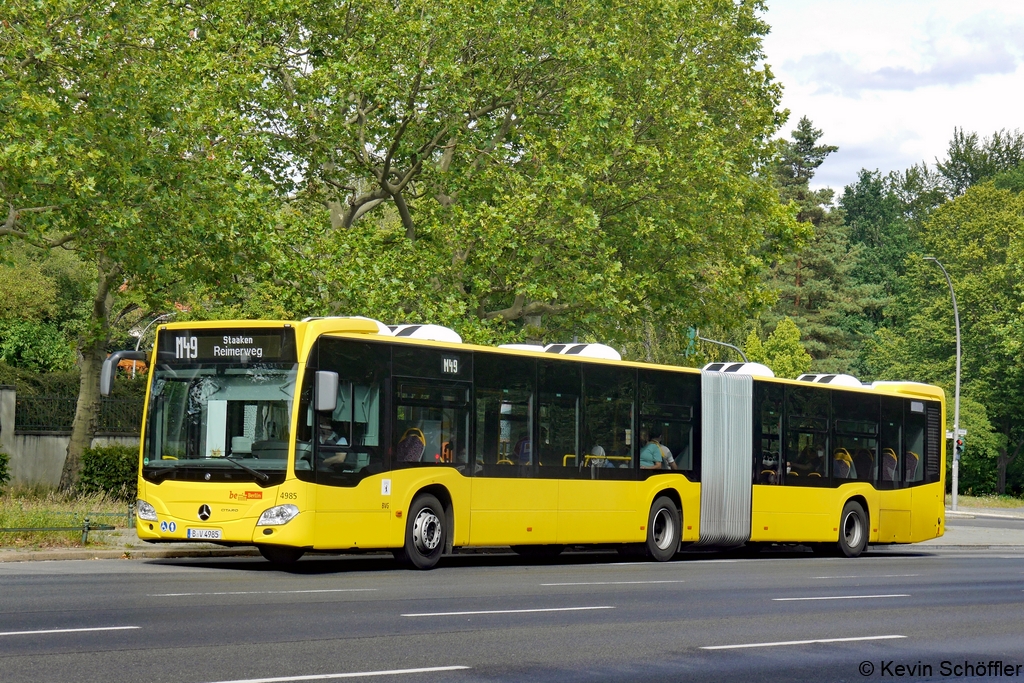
[0,527,260,563]
[3,508,1023,562]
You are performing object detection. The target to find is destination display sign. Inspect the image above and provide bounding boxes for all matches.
[158,328,297,364]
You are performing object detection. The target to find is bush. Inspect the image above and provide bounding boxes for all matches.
[0,450,9,493]
[77,445,139,501]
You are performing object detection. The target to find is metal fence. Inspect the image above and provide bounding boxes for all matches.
[14,397,144,435]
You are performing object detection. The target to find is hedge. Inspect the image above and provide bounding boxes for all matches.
[77,445,138,501]
[0,450,9,493]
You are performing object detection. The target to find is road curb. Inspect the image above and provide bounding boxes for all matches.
[0,547,261,563]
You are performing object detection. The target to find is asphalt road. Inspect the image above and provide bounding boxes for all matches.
[3,544,1024,683]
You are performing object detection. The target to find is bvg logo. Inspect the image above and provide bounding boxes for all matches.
[228,491,263,501]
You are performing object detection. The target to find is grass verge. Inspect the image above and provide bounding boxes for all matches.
[0,485,131,549]
[948,493,1024,510]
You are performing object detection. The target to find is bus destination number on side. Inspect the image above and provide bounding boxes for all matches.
[442,357,459,375]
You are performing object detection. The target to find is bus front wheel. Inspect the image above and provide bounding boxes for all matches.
[646,496,681,561]
[837,500,868,558]
[258,545,304,565]
[394,493,447,569]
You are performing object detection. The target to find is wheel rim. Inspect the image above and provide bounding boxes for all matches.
[843,510,863,549]
[412,507,442,553]
[652,508,675,551]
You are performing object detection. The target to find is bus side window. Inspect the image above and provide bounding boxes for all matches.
[904,400,927,485]
[832,391,879,486]
[582,365,635,480]
[538,360,580,476]
[752,382,784,485]
[639,369,700,481]
[313,338,389,487]
[880,397,903,488]
[784,386,830,487]
[473,353,535,477]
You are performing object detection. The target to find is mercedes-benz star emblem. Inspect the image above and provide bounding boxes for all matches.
[198,504,211,521]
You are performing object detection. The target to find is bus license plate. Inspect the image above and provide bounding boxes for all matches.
[187,528,222,540]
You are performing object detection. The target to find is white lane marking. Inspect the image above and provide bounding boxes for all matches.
[702,635,906,650]
[0,626,140,637]
[773,594,910,601]
[610,559,740,566]
[540,580,685,586]
[812,574,920,579]
[149,589,378,597]
[402,606,614,617]
[203,666,470,683]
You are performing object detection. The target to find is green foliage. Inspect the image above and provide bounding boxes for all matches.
[0,450,10,493]
[745,317,812,379]
[229,0,798,352]
[76,445,138,502]
[0,320,76,372]
[936,128,1024,196]
[993,163,1024,194]
[761,118,878,373]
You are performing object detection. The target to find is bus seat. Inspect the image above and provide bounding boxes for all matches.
[905,451,920,481]
[853,448,874,481]
[833,448,852,479]
[760,469,777,484]
[808,472,821,477]
[881,448,898,481]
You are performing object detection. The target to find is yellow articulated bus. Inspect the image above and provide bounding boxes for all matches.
[101,317,945,568]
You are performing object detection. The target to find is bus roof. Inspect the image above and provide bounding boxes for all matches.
[155,318,945,403]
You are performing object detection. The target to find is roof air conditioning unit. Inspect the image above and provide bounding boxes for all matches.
[703,362,775,378]
[797,373,862,387]
[389,324,462,344]
[543,343,621,361]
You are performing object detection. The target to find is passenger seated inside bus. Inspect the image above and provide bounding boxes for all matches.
[512,436,532,465]
[639,427,663,470]
[789,443,828,480]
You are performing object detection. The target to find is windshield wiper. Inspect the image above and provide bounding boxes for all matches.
[224,456,270,483]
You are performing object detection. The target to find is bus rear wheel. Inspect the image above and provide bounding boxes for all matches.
[837,500,868,558]
[394,493,446,569]
[646,496,681,562]
[258,545,304,565]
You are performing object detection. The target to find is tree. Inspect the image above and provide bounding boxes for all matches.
[762,118,880,373]
[866,181,1024,494]
[745,317,811,379]
[936,128,1024,197]
[1,2,274,489]
[227,0,800,351]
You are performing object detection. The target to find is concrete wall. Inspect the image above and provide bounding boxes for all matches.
[0,386,140,488]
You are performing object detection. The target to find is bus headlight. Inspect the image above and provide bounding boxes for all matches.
[137,499,157,522]
[257,504,299,526]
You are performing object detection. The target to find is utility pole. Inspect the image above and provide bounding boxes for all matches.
[924,257,961,511]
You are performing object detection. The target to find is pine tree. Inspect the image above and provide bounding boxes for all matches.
[762,118,882,374]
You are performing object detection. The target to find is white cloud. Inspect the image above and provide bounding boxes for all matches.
[761,0,1024,190]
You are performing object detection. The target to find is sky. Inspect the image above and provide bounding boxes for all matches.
[760,0,1024,191]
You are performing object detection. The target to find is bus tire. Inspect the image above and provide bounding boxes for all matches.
[395,493,446,569]
[258,545,304,565]
[838,500,868,558]
[511,544,564,560]
[646,496,681,562]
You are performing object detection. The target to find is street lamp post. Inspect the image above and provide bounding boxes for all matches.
[695,329,749,363]
[131,313,175,377]
[924,257,961,512]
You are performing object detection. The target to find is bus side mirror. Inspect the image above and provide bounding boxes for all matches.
[315,371,339,413]
[100,350,148,396]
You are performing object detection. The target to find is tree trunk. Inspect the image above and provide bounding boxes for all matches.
[996,434,1024,496]
[59,258,118,492]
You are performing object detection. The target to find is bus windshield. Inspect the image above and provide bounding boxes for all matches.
[143,362,297,485]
